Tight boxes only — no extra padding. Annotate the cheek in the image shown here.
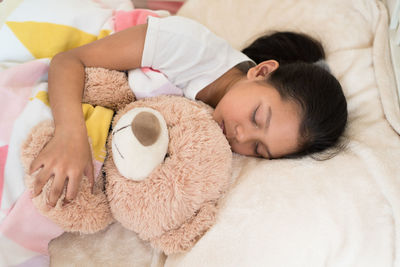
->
[230,142,253,156]
[213,103,224,121]
[216,101,242,123]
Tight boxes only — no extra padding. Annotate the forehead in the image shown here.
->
[268,107,301,158]
[237,80,282,101]
[253,83,302,158]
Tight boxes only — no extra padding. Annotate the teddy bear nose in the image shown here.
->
[131,111,161,146]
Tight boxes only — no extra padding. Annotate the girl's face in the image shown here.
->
[213,74,301,159]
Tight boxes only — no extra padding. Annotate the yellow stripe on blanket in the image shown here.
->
[82,104,114,162]
[32,91,50,106]
[32,91,114,162]
[6,21,111,59]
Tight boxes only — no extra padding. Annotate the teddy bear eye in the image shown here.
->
[112,124,130,136]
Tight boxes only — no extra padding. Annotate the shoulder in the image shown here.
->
[147,15,214,39]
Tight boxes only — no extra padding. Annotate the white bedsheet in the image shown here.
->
[161,0,400,266]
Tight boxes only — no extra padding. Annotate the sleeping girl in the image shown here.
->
[28,15,347,207]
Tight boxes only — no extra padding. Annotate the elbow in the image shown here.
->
[51,51,69,63]
[50,50,84,68]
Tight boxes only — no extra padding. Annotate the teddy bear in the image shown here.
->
[20,67,232,254]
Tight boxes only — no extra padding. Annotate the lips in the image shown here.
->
[220,121,234,147]
[220,120,226,135]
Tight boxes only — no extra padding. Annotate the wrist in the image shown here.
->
[54,120,87,138]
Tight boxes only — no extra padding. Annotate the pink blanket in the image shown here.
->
[0,59,60,266]
[0,9,170,267]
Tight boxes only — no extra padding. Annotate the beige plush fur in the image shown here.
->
[21,121,114,233]
[20,67,232,257]
[82,67,135,110]
[105,96,232,253]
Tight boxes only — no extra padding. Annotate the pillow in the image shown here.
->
[165,0,400,266]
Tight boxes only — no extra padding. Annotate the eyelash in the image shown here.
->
[252,106,259,156]
[252,107,258,126]
[254,142,259,156]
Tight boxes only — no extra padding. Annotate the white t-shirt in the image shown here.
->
[130,16,255,100]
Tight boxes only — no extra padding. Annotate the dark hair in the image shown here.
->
[242,32,348,159]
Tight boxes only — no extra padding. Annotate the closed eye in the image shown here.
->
[253,142,260,157]
[254,142,272,159]
[112,124,130,136]
[252,104,260,126]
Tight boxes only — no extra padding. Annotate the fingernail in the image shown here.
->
[46,199,55,208]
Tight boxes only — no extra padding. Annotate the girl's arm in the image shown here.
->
[30,24,148,207]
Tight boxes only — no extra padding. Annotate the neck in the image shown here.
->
[196,67,245,108]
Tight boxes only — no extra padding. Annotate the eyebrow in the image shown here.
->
[266,106,272,131]
[264,106,273,159]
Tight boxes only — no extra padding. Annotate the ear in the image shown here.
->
[247,60,279,81]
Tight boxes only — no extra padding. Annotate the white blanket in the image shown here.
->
[161,0,400,266]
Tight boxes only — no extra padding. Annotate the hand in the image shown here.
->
[29,127,94,207]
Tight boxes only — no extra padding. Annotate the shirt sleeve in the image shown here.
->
[141,16,254,100]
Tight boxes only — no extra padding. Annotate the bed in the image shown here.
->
[1,0,400,266]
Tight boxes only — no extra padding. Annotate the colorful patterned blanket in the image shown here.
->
[0,59,114,266]
[0,0,176,265]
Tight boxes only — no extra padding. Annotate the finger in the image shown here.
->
[84,162,95,194]
[62,197,71,207]
[47,175,66,207]
[65,172,82,201]
[32,167,52,197]
[29,156,44,175]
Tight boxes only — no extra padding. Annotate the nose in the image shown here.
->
[131,111,161,146]
[235,124,252,144]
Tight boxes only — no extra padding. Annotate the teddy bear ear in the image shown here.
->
[111,107,169,181]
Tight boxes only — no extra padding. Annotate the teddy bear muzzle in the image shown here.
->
[111,107,169,181]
